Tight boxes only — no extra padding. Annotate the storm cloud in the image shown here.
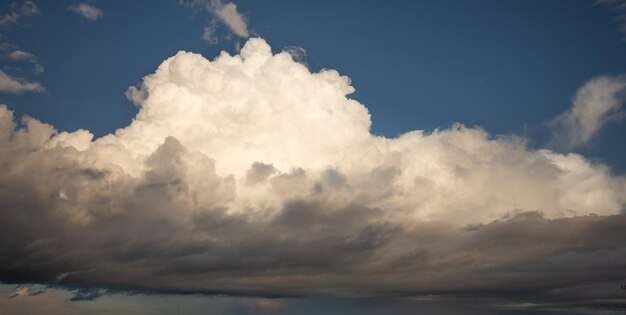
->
[1,38,626,312]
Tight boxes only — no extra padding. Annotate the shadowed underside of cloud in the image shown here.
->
[1,38,626,312]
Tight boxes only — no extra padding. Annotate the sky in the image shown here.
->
[1,0,626,314]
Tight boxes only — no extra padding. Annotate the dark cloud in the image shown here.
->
[2,142,626,312]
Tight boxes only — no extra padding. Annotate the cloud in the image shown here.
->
[8,50,37,62]
[597,0,626,38]
[1,38,626,312]
[183,0,249,43]
[68,288,110,301]
[548,76,626,150]
[210,0,249,37]
[283,46,307,64]
[0,0,40,26]
[0,4,44,76]
[202,19,219,44]
[0,69,44,93]
[68,3,103,21]
[6,49,44,73]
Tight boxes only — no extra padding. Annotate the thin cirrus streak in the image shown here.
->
[1,37,625,309]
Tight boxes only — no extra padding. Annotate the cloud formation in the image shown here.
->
[8,50,36,62]
[0,2,45,82]
[549,76,626,150]
[1,38,626,311]
[68,3,103,21]
[597,0,626,38]
[183,0,249,43]
[0,0,40,26]
[0,69,44,93]
[6,49,44,74]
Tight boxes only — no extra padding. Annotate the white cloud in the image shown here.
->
[1,38,626,307]
[202,19,219,44]
[8,50,37,63]
[68,3,103,21]
[183,0,249,43]
[549,76,626,150]
[0,4,44,76]
[0,0,40,26]
[0,69,44,93]
[0,48,44,74]
[2,37,624,225]
[5,49,43,73]
[210,0,249,38]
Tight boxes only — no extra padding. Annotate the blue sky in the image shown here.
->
[2,1,626,314]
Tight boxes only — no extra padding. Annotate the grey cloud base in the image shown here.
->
[2,158,626,310]
[1,38,626,312]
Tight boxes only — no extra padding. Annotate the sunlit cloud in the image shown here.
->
[0,0,40,26]
[1,38,625,311]
[0,69,44,93]
[549,76,626,150]
[68,3,103,21]
[182,0,249,43]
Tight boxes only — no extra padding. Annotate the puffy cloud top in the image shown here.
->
[1,38,626,308]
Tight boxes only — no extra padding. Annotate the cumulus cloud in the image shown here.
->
[1,38,626,311]
[549,76,626,150]
[68,3,103,21]
[0,69,44,93]
[0,0,40,26]
[183,0,249,43]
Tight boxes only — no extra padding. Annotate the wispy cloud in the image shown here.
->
[68,3,103,21]
[282,46,307,64]
[0,0,40,26]
[0,2,45,79]
[8,50,37,62]
[597,0,626,38]
[548,76,626,150]
[209,0,249,38]
[182,0,249,43]
[0,69,44,93]
[7,49,43,73]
